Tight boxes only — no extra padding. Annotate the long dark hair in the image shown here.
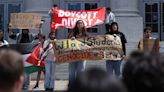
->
[72,20,87,38]
[110,22,119,33]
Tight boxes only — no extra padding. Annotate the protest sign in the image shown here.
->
[51,7,105,30]
[10,13,41,29]
[53,34,123,64]
[143,39,159,53]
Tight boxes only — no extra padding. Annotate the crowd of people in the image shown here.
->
[0,3,162,92]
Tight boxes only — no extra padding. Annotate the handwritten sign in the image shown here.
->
[138,38,159,53]
[53,35,123,64]
[10,13,41,29]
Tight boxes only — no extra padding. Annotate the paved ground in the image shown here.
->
[27,80,68,91]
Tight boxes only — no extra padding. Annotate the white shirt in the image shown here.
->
[41,39,56,61]
[105,12,116,25]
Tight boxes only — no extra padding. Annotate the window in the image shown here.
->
[85,3,98,33]
[145,3,158,32]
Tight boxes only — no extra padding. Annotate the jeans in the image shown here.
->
[22,73,30,90]
[106,60,121,78]
[120,60,126,79]
[44,60,55,89]
[68,61,86,86]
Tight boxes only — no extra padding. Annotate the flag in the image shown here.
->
[9,43,44,74]
[23,54,44,74]
[26,43,45,67]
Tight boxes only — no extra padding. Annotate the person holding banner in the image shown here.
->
[0,30,9,48]
[105,7,116,33]
[68,20,87,86]
[8,29,42,90]
[9,29,35,43]
[106,22,127,78]
[41,32,56,91]
[49,4,58,31]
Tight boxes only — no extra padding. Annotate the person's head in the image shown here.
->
[110,22,118,32]
[53,4,58,8]
[38,34,46,42]
[49,31,56,40]
[123,51,164,92]
[22,29,29,35]
[76,20,85,29]
[67,67,127,92]
[0,30,4,40]
[106,7,111,13]
[73,20,87,37]
[0,48,24,92]
[144,27,152,38]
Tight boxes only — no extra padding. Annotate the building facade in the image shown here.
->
[0,0,143,43]
[139,0,164,40]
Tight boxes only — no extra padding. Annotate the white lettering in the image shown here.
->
[87,12,92,19]
[81,12,87,19]
[65,11,71,17]
[58,10,65,17]
[71,12,76,17]
[62,18,68,26]
[88,19,93,26]
[75,12,81,18]
[93,12,98,19]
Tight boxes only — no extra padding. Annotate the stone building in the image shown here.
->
[0,0,143,43]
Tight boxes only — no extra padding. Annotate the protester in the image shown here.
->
[123,51,164,92]
[105,7,116,33]
[41,31,56,91]
[138,27,156,50]
[9,29,40,90]
[106,22,127,78]
[49,4,58,32]
[0,30,9,48]
[68,20,87,87]
[67,67,127,92]
[0,48,24,92]
[33,35,46,89]
[9,29,35,43]
[49,4,58,22]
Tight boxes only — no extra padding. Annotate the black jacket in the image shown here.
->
[106,31,127,55]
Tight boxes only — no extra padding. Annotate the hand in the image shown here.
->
[122,55,128,61]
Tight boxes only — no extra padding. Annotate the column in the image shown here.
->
[110,0,139,16]
[109,0,143,42]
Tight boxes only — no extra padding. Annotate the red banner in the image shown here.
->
[51,7,106,31]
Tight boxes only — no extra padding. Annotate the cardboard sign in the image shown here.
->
[51,7,105,30]
[10,13,42,29]
[53,34,123,64]
[138,38,159,53]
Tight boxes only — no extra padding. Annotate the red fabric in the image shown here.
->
[51,7,106,31]
[26,43,45,67]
